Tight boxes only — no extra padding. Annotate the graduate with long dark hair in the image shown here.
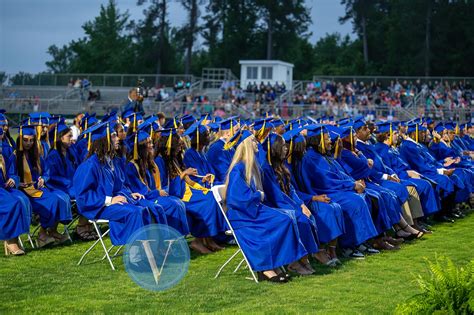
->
[224,130,307,282]
[293,125,378,258]
[285,129,345,265]
[124,123,190,236]
[0,113,15,162]
[74,122,168,246]
[156,128,226,254]
[0,127,32,256]
[9,124,72,247]
[261,133,333,272]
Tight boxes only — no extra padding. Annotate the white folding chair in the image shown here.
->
[210,185,258,283]
[77,219,122,270]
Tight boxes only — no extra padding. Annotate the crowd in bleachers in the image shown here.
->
[1,101,473,283]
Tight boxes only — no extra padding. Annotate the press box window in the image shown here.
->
[246,67,258,80]
[262,67,273,80]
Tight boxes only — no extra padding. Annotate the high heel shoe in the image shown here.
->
[257,271,288,283]
[4,242,25,256]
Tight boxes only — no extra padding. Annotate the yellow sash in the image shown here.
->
[172,161,210,202]
[21,155,43,198]
[131,160,163,191]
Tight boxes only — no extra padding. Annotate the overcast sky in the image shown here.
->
[0,0,354,73]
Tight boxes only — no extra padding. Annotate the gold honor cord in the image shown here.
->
[19,126,23,151]
[53,126,58,150]
[287,124,293,164]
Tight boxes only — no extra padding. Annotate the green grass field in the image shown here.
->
[1,213,473,314]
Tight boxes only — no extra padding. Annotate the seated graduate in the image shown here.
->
[284,128,345,266]
[337,124,423,246]
[29,112,52,158]
[271,118,286,135]
[251,118,275,166]
[74,121,168,246]
[0,127,32,256]
[45,120,98,241]
[292,124,378,259]
[0,113,16,162]
[156,127,226,254]
[73,113,99,163]
[224,130,307,283]
[374,122,440,231]
[261,132,337,271]
[206,118,238,183]
[459,123,474,151]
[183,121,219,186]
[9,124,72,247]
[429,122,473,169]
[124,121,189,236]
[450,123,474,160]
[399,122,470,220]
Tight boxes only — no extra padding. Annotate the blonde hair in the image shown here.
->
[223,135,262,202]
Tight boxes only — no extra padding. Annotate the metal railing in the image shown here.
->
[311,75,474,85]
[3,73,198,88]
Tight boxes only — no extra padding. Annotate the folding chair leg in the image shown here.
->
[93,223,116,271]
[77,238,102,266]
[18,237,24,250]
[27,234,35,249]
[233,259,245,273]
[112,245,123,258]
[214,249,241,279]
[101,244,115,261]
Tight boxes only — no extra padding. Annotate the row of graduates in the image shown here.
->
[1,110,473,283]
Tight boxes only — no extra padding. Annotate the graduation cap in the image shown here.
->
[282,127,305,164]
[80,113,99,130]
[139,116,160,138]
[29,112,51,125]
[253,118,274,131]
[122,109,143,132]
[0,113,7,126]
[183,121,208,148]
[48,115,65,125]
[15,124,37,151]
[325,125,344,142]
[306,124,329,154]
[159,128,179,156]
[81,121,117,152]
[261,133,284,165]
[406,122,427,143]
[125,130,150,160]
[49,121,70,150]
[224,130,253,150]
[199,114,212,124]
[271,118,285,127]
[219,118,238,135]
[102,110,120,123]
[434,122,456,133]
[180,114,196,125]
[213,116,223,123]
[352,117,366,130]
[207,123,220,133]
[0,109,6,114]
[375,121,399,145]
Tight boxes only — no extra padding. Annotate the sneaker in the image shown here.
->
[342,248,365,259]
[359,243,380,255]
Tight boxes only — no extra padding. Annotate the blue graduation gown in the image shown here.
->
[288,164,345,244]
[338,149,402,232]
[125,161,190,236]
[8,153,72,229]
[226,162,307,271]
[295,148,377,248]
[429,141,472,169]
[1,140,14,163]
[154,156,169,191]
[0,156,32,240]
[206,139,234,183]
[374,143,440,215]
[41,139,50,158]
[399,139,467,201]
[168,170,225,238]
[73,136,89,163]
[183,147,221,185]
[74,154,166,245]
[45,148,77,198]
[261,161,319,254]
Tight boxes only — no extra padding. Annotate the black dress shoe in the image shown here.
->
[257,272,288,283]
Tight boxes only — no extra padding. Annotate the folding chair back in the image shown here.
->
[211,185,258,283]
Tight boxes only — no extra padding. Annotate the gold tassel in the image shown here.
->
[173,118,177,129]
[230,120,234,137]
[350,128,354,151]
[133,115,137,132]
[258,120,266,141]
[53,125,58,150]
[224,133,242,150]
[196,126,199,149]
[166,133,172,156]
[87,134,92,151]
[389,123,393,146]
[19,126,23,151]
[320,126,326,154]
[415,124,419,143]
[267,138,271,165]
[334,138,339,158]
[106,123,111,152]
[133,132,138,160]
[288,138,293,164]
[455,123,460,136]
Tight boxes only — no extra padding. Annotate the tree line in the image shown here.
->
[45,0,474,80]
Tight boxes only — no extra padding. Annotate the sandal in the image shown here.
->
[76,225,99,241]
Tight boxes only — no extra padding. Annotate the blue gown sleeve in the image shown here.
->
[73,160,107,215]
[45,151,72,189]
